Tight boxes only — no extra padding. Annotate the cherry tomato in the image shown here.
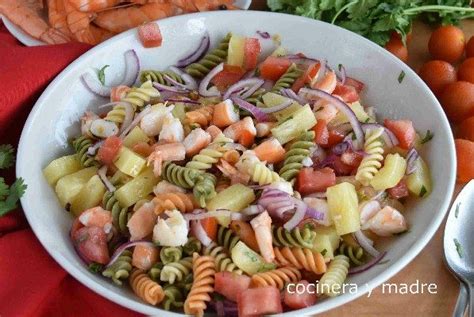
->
[440,81,474,123]
[458,58,474,84]
[418,60,456,97]
[458,116,474,142]
[466,36,474,58]
[455,139,474,183]
[428,25,465,63]
[385,37,408,62]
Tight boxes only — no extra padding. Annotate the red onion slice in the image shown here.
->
[106,240,155,268]
[199,63,224,97]
[284,200,306,230]
[299,87,364,149]
[256,30,270,39]
[231,96,270,122]
[362,123,399,148]
[406,148,419,175]
[153,82,188,93]
[169,66,198,90]
[280,88,307,105]
[191,219,213,246]
[349,251,387,274]
[223,78,264,100]
[119,105,152,138]
[260,100,293,114]
[118,102,134,134]
[175,32,210,68]
[354,230,380,258]
[305,205,325,220]
[241,204,265,216]
[164,98,200,105]
[81,72,112,97]
[98,166,116,193]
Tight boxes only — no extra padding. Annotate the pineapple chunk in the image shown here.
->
[313,226,340,260]
[406,157,432,198]
[271,104,317,144]
[227,35,245,67]
[326,182,360,236]
[262,92,302,122]
[55,167,97,208]
[122,126,149,148]
[114,147,146,177]
[115,167,159,207]
[207,184,255,227]
[70,175,106,217]
[43,155,81,186]
[370,153,407,191]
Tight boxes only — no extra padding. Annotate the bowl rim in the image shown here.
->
[16,10,456,316]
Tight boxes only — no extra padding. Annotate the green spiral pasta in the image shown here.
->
[318,255,350,297]
[140,70,184,85]
[104,102,135,125]
[245,87,266,105]
[175,272,194,294]
[355,127,385,186]
[204,243,243,274]
[148,262,164,281]
[272,225,316,249]
[271,63,303,93]
[162,162,200,189]
[193,173,217,208]
[279,131,315,182]
[72,136,98,168]
[160,246,183,264]
[185,134,233,171]
[162,284,185,311]
[183,237,202,256]
[102,250,132,285]
[103,191,129,236]
[160,257,193,284]
[338,242,365,266]
[185,33,232,78]
[217,225,240,252]
[121,80,160,110]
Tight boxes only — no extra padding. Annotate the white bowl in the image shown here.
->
[1,0,252,46]
[17,11,456,316]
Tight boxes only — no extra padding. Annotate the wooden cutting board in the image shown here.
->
[249,1,473,315]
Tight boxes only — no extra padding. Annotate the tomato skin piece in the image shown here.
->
[138,22,162,48]
[215,272,251,302]
[340,150,363,168]
[97,136,122,165]
[283,280,317,309]
[333,83,359,103]
[259,57,292,81]
[384,119,416,150]
[296,167,336,195]
[238,286,282,317]
[243,38,261,70]
[312,120,329,146]
[345,77,365,93]
[388,180,409,199]
[73,226,110,264]
[211,65,245,91]
[199,217,218,241]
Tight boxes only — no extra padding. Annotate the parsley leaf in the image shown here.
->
[0,144,15,169]
[0,178,27,217]
[454,238,463,258]
[98,65,109,86]
[88,262,104,273]
[419,185,427,197]
[398,70,406,83]
[421,130,434,144]
[455,203,461,218]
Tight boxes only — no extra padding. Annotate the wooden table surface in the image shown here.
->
[249,1,473,316]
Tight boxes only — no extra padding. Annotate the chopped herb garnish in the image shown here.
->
[398,71,405,83]
[321,249,327,256]
[352,133,357,141]
[419,185,427,198]
[338,63,343,71]
[420,130,434,144]
[98,65,109,85]
[454,238,463,258]
[455,203,461,218]
[88,262,104,273]
[365,118,371,123]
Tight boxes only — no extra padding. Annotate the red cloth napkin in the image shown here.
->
[0,23,141,317]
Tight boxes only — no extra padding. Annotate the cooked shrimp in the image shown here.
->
[94,3,181,34]
[47,0,73,37]
[153,210,189,247]
[253,138,285,164]
[312,70,337,94]
[206,125,223,141]
[182,128,212,157]
[364,206,407,236]
[0,0,70,44]
[81,111,100,137]
[212,99,240,128]
[78,206,113,233]
[140,105,174,137]
[359,200,382,227]
[147,142,186,176]
[159,114,185,143]
[68,0,123,12]
[127,201,157,241]
[250,211,274,263]
[153,180,186,195]
[132,244,159,270]
[217,159,250,185]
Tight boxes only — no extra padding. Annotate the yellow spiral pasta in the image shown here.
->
[355,127,385,186]
[153,192,196,214]
[129,269,165,305]
[104,102,135,124]
[185,105,214,128]
[250,267,301,290]
[274,247,327,275]
[186,134,233,171]
[204,243,242,275]
[318,255,350,297]
[122,80,160,110]
[184,253,216,317]
[250,161,281,186]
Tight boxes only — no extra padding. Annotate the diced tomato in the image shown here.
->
[97,136,122,165]
[138,22,162,48]
[312,120,329,146]
[384,119,416,150]
[200,217,218,241]
[259,56,292,81]
[327,130,346,148]
[331,156,354,176]
[243,38,261,71]
[283,280,317,309]
[215,272,251,302]
[72,226,110,264]
[238,286,282,317]
[388,180,409,199]
[340,150,364,168]
[296,167,336,195]
[211,65,245,91]
[345,77,365,93]
[333,83,360,103]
